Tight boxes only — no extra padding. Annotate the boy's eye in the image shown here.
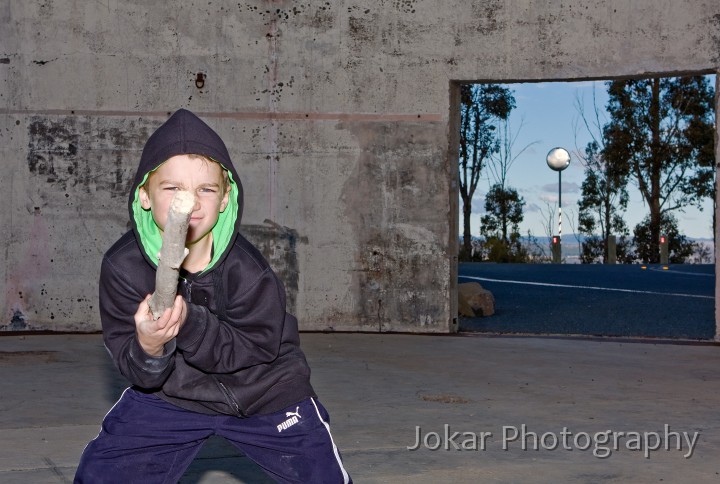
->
[199,188,217,193]
[164,187,179,191]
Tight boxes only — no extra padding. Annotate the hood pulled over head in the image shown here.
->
[129,109,244,272]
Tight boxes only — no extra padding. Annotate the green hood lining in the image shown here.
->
[132,160,239,275]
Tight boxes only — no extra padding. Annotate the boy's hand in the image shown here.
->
[135,294,187,357]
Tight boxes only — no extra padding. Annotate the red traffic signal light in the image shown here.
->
[659,234,669,265]
[552,236,559,244]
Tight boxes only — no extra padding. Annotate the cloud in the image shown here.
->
[539,194,558,204]
[540,182,580,193]
[563,182,580,193]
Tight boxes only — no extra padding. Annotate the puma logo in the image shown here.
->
[285,407,301,419]
[277,407,302,432]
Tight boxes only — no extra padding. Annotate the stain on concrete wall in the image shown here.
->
[27,116,149,198]
[242,221,308,315]
[2,115,156,331]
[339,121,450,331]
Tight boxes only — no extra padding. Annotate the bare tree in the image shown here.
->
[522,229,549,262]
[541,200,557,251]
[573,86,630,264]
[486,118,540,190]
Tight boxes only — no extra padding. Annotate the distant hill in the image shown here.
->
[459,234,714,264]
[461,234,713,243]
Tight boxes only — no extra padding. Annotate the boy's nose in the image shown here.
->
[192,196,201,211]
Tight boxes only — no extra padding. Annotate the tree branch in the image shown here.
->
[148,190,195,319]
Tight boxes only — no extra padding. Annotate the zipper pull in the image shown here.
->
[181,278,192,302]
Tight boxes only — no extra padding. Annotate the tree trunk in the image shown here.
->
[648,78,662,264]
[649,202,662,263]
[500,197,508,244]
[462,196,472,257]
[149,190,195,319]
[603,198,611,264]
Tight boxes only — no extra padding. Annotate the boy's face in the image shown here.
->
[139,154,230,245]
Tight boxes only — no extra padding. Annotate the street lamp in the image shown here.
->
[546,147,571,263]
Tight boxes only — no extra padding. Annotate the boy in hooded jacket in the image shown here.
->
[75,109,351,484]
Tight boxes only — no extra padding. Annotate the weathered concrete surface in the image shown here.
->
[1,1,719,332]
[1,333,720,482]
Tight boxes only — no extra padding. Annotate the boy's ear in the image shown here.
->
[220,185,230,212]
[139,185,152,210]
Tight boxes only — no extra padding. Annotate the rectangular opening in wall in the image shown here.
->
[456,74,716,339]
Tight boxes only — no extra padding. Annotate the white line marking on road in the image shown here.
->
[460,276,714,299]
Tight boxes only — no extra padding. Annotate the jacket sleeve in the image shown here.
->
[100,256,176,389]
[174,267,287,373]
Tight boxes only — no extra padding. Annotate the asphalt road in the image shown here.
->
[459,263,715,340]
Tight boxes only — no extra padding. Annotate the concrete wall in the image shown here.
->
[1,0,718,333]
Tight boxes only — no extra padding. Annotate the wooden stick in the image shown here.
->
[148,190,195,319]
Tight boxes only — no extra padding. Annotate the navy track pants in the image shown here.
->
[75,388,351,483]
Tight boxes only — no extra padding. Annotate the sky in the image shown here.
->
[464,78,716,241]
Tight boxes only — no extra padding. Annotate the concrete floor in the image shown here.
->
[1,332,719,483]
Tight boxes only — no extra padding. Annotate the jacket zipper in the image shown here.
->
[216,379,244,417]
[181,275,241,417]
[181,278,192,302]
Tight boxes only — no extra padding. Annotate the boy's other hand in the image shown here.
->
[135,294,187,357]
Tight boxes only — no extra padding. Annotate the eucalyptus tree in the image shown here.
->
[458,84,515,257]
[633,214,695,264]
[577,140,631,263]
[480,186,527,262]
[602,76,715,263]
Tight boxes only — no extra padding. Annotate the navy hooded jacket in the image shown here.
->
[99,109,315,416]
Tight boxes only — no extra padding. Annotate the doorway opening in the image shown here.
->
[453,74,717,339]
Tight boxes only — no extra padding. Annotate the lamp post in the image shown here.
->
[546,147,571,263]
